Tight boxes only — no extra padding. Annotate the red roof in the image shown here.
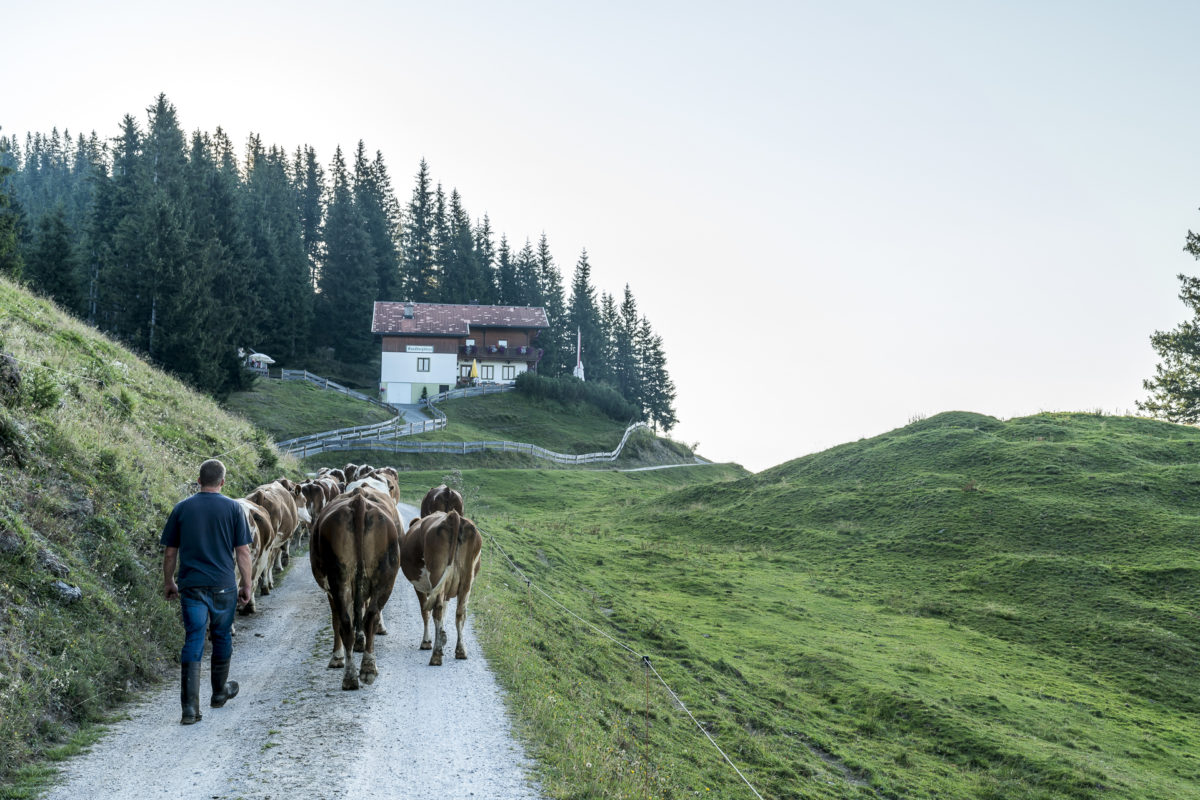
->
[372,302,549,336]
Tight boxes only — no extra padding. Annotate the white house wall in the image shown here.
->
[381,351,456,403]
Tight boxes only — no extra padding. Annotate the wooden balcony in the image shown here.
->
[459,345,541,360]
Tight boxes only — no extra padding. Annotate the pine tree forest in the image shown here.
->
[0,96,677,430]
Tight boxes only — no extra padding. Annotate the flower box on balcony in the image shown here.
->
[487,345,498,354]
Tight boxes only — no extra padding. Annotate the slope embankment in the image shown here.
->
[0,277,288,786]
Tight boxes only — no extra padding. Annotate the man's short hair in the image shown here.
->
[198,459,226,488]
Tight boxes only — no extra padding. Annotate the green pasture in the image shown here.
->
[392,412,1200,799]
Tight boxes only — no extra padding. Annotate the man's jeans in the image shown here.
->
[179,586,236,663]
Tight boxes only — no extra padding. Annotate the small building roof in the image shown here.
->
[372,302,550,336]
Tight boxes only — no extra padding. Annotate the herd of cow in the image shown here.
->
[233,465,482,691]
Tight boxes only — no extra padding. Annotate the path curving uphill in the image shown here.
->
[41,503,543,800]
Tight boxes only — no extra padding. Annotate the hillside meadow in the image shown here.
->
[391,412,1200,799]
[4,270,1199,799]
[0,277,292,790]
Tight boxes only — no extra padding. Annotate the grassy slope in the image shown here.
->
[389,411,1200,800]
[223,378,394,441]
[0,278,296,790]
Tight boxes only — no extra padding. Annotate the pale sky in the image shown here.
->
[5,1,1199,472]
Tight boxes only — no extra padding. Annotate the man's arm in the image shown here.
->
[235,544,253,607]
[162,547,179,601]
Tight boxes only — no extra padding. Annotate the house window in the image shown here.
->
[502,365,516,380]
[498,339,508,348]
[417,357,430,372]
[465,339,475,347]
[481,365,494,380]
[460,364,471,378]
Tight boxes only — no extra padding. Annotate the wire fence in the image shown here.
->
[273,373,647,464]
[281,420,649,461]
[279,368,400,413]
[479,525,767,800]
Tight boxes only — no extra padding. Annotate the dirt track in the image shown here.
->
[41,503,543,800]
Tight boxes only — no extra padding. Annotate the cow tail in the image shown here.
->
[422,511,462,612]
[352,494,366,638]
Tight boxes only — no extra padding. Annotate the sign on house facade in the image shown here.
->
[371,301,550,404]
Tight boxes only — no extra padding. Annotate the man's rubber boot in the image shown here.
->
[180,662,203,725]
[210,658,239,708]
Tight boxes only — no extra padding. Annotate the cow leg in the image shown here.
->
[413,588,432,649]
[338,607,359,690]
[455,590,472,660]
[353,601,367,653]
[429,595,448,667]
[360,606,380,685]
[374,608,388,636]
[325,595,346,669]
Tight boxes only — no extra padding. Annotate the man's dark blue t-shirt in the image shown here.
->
[160,492,253,589]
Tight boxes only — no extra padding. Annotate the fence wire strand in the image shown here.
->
[480,527,767,800]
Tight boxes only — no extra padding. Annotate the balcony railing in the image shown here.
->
[458,344,539,358]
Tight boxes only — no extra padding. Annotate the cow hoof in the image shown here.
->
[342,675,360,691]
[455,649,467,660]
[328,656,344,669]
[238,604,255,616]
[260,585,270,596]
[375,622,388,635]
[353,634,366,653]
[429,652,443,667]
[419,641,432,651]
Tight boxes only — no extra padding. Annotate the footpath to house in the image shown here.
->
[271,370,709,469]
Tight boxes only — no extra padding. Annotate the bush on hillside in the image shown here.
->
[515,372,640,422]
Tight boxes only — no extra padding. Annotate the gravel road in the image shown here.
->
[41,502,544,800]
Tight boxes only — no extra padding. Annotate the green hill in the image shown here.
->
[0,277,292,786]
[393,412,1200,799]
[223,378,394,441]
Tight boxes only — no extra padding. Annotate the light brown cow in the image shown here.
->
[400,510,482,666]
[310,487,401,690]
[318,467,347,487]
[234,497,274,614]
[245,482,304,595]
[420,484,464,517]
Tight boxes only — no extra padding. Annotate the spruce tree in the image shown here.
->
[294,145,325,288]
[0,131,24,279]
[596,291,619,385]
[473,214,498,304]
[26,204,82,310]
[317,146,377,362]
[442,189,485,303]
[566,249,602,380]
[495,234,517,305]
[353,142,402,301]
[535,233,567,376]
[401,159,435,301]
[246,140,312,363]
[514,238,539,307]
[638,317,677,431]
[615,284,642,408]
[431,183,450,301]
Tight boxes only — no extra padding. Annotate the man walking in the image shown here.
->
[161,458,254,725]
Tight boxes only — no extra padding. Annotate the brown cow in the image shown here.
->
[420,484,464,517]
[245,482,303,594]
[318,467,347,487]
[310,487,401,690]
[400,510,482,666]
[234,497,274,614]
